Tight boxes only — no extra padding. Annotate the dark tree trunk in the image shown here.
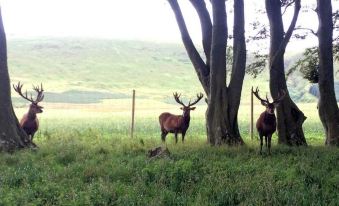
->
[168,0,245,145]
[317,0,339,146]
[0,9,32,152]
[265,0,307,146]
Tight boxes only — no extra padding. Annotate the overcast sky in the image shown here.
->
[0,0,321,50]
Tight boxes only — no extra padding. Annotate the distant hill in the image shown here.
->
[7,38,324,104]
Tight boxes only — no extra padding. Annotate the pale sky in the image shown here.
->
[0,0,201,42]
[0,0,321,50]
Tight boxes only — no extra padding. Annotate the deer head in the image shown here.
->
[173,92,203,117]
[13,82,44,114]
[252,87,286,115]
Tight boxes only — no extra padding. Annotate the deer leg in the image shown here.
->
[27,134,33,142]
[268,135,272,155]
[161,130,168,142]
[182,131,186,143]
[174,132,178,144]
[31,132,36,141]
[259,134,263,155]
[264,136,268,150]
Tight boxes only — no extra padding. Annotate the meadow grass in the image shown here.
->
[1,103,338,205]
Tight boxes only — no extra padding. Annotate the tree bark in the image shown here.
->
[0,9,32,152]
[228,0,246,144]
[317,0,339,146]
[168,0,245,145]
[265,0,307,146]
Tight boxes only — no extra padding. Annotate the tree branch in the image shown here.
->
[189,0,212,69]
[229,0,246,105]
[294,27,318,36]
[271,0,301,65]
[167,0,209,92]
[230,0,246,89]
[210,0,227,89]
[282,0,295,16]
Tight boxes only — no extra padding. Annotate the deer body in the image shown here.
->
[13,82,44,141]
[159,112,190,143]
[256,112,276,137]
[20,111,39,139]
[159,93,203,143]
[253,87,285,155]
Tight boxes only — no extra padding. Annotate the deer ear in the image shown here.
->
[190,107,196,110]
[261,101,267,106]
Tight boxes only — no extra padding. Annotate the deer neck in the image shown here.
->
[264,111,275,122]
[182,112,190,124]
[27,108,37,120]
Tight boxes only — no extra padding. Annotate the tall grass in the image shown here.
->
[1,104,338,205]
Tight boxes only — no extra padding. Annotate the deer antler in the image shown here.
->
[272,90,286,104]
[188,93,204,107]
[173,92,186,107]
[252,87,269,105]
[13,82,44,104]
[13,82,35,103]
[32,83,44,103]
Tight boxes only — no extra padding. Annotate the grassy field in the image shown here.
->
[1,38,338,205]
[1,102,338,205]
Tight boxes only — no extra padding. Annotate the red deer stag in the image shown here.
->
[13,82,44,141]
[159,92,203,143]
[252,87,286,155]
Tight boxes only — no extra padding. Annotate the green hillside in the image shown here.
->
[7,38,317,104]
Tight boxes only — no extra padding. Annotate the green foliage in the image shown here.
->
[287,47,319,83]
[246,52,268,78]
[288,44,339,84]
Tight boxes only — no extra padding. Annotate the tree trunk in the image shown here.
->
[168,0,245,145]
[265,0,307,146]
[317,0,339,146]
[227,0,246,145]
[0,9,32,152]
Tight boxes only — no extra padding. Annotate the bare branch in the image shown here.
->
[248,26,270,41]
[294,27,318,36]
[189,0,212,69]
[168,0,209,93]
[282,0,295,16]
[271,0,301,65]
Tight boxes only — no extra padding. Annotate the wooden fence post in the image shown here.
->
[250,87,254,140]
[131,90,135,138]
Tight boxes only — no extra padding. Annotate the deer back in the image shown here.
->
[159,112,184,131]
